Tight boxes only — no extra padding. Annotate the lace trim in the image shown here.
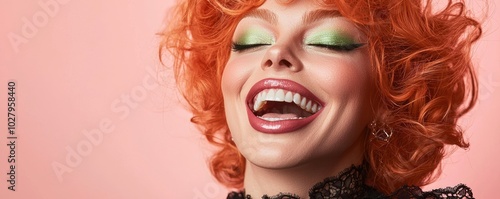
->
[226,164,474,199]
[308,164,366,198]
[388,184,474,199]
[227,164,367,199]
[226,191,300,199]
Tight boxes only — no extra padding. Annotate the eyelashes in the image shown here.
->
[231,42,364,52]
[231,28,274,52]
[304,31,364,52]
[231,43,270,52]
[231,30,364,53]
[307,43,365,51]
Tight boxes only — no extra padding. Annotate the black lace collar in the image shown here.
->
[226,164,474,199]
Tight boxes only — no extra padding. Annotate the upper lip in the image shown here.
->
[246,78,324,112]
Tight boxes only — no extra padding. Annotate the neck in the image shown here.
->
[243,138,365,198]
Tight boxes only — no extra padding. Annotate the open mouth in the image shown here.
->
[245,78,324,134]
[249,89,322,121]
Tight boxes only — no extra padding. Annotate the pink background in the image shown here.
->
[1,0,499,198]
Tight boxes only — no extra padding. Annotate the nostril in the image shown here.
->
[263,60,273,67]
[279,59,292,67]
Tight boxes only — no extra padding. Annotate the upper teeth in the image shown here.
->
[252,89,322,114]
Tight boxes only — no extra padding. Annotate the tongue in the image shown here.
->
[261,113,300,120]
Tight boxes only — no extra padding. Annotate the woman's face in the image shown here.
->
[221,0,375,169]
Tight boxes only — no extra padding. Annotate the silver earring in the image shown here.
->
[369,120,393,142]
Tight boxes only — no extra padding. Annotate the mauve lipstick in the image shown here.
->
[246,78,324,134]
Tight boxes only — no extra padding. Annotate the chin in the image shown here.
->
[232,124,333,170]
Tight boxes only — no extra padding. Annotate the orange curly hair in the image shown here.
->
[159,0,482,194]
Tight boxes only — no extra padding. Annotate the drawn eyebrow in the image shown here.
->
[302,9,342,24]
[242,9,277,25]
[241,8,342,26]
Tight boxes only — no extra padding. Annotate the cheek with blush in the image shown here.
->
[221,56,257,137]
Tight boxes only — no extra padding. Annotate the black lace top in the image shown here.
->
[226,165,473,199]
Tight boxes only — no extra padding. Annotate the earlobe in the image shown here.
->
[369,120,393,142]
[368,103,393,142]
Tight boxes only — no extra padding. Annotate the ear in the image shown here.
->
[368,86,386,124]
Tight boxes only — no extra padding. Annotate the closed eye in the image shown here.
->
[231,43,270,52]
[308,43,365,52]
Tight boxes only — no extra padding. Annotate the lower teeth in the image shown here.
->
[257,116,305,121]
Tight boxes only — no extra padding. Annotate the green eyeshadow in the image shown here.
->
[305,30,356,46]
[235,29,274,45]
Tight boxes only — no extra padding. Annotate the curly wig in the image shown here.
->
[159,0,482,194]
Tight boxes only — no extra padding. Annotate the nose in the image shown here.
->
[261,44,303,72]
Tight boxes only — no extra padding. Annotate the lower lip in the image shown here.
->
[246,107,322,134]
